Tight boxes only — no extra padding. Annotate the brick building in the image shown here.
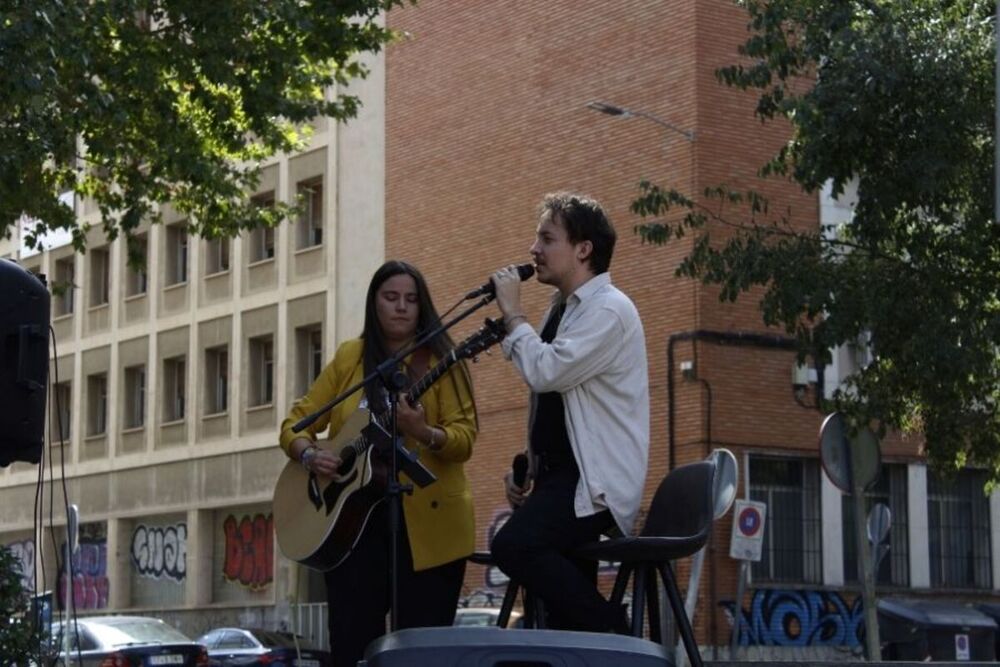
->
[384,0,1000,658]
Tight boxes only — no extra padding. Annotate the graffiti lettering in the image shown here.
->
[7,539,35,592]
[131,523,187,582]
[222,514,273,590]
[723,589,863,647]
[58,539,109,610]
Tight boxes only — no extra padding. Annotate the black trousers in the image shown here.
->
[490,466,622,632]
[323,501,466,667]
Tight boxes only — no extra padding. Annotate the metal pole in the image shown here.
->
[730,561,747,659]
[729,453,752,659]
[851,452,881,660]
[63,504,79,660]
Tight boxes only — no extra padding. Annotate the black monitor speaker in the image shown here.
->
[0,258,49,467]
[360,627,671,666]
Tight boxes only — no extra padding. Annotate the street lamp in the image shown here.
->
[586,101,695,142]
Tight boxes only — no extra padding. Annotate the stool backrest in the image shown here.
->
[640,460,717,546]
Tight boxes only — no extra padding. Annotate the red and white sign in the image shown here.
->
[729,500,767,562]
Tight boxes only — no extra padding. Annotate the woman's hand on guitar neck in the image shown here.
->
[395,393,432,443]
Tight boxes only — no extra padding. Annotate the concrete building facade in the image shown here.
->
[0,53,386,644]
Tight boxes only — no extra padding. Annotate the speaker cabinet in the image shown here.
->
[361,627,671,666]
[0,259,49,467]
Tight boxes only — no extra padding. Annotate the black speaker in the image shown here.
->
[0,258,49,467]
[360,627,671,666]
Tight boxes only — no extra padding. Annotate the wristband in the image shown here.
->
[300,445,319,470]
[426,427,442,451]
[504,313,527,330]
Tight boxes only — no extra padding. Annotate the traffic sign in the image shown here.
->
[729,499,766,561]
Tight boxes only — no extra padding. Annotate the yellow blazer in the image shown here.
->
[279,338,477,571]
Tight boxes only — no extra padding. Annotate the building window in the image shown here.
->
[163,356,186,422]
[205,346,229,414]
[296,178,323,249]
[89,248,110,306]
[928,469,992,589]
[54,257,75,316]
[123,365,146,429]
[205,237,230,275]
[54,381,72,442]
[249,336,274,407]
[843,463,909,587]
[248,193,276,262]
[86,373,108,436]
[166,225,188,285]
[295,325,324,397]
[750,456,822,584]
[125,235,148,296]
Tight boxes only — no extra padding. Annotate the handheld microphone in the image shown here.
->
[511,452,529,489]
[465,264,535,300]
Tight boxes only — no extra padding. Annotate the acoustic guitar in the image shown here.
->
[273,318,505,571]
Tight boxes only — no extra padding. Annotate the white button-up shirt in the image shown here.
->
[502,272,650,535]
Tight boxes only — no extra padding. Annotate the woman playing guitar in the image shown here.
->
[279,260,478,667]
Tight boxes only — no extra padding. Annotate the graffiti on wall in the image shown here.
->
[58,537,109,610]
[222,513,273,590]
[7,539,35,592]
[723,589,863,647]
[131,523,187,582]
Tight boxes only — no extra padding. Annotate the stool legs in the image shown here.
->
[659,560,702,667]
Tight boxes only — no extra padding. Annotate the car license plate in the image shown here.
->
[295,660,320,667]
[148,656,184,665]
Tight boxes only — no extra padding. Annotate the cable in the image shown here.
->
[48,325,81,666]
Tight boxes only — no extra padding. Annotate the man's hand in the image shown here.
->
[491,265,526,325]
[504,468,532,509]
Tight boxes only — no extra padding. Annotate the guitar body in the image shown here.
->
[273,408,388,571]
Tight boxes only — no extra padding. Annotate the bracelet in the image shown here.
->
[504,313,527,330]
[300,445,318,470]
[426,427,442,451]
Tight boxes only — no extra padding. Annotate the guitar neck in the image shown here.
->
[406,349,458,404]
[363,350,459,440]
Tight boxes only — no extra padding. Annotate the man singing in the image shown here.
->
[490,192,650,632]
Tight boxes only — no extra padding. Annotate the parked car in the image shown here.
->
[48,615,209,666]
[453,607,523,629]
[196,627,331,667]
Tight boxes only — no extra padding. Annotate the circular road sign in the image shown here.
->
[738,505,763,537]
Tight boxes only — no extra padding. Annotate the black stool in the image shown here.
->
[574,459,718,667]
[466,551,545,628]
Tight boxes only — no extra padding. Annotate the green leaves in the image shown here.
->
[635,0,1000,477]
[1,0,406,252]
[0,546,44,665]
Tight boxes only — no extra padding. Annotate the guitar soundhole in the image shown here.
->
[337,447,357,477]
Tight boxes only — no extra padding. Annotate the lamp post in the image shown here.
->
[586,101,695,142]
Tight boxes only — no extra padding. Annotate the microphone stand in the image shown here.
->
[291,292,495,632]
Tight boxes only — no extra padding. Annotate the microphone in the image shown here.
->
[511,453,529,489]
[465,264,535,300]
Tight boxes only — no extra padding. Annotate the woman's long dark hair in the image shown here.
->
[361,260,475,419]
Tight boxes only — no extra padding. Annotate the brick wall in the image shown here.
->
[385,0,920,646]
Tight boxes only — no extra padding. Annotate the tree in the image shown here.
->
[0,546,43,666]
[1,1,405,255]
[633,0,1000,474]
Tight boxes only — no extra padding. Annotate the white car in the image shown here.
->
[47,615,209,666]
